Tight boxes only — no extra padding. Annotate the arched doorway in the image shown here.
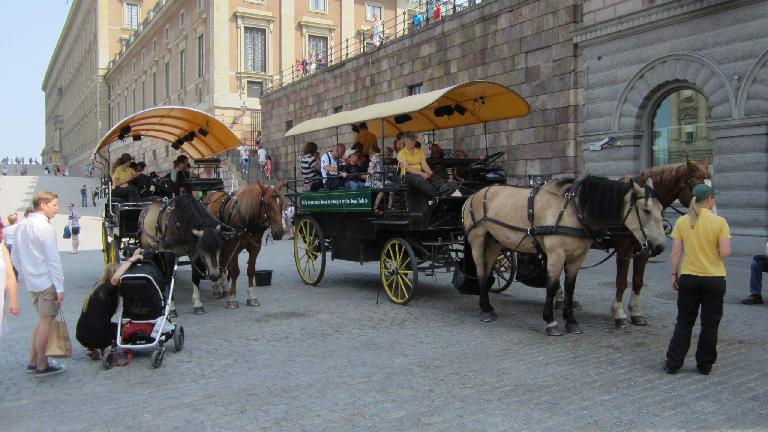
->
[650,88,714,170]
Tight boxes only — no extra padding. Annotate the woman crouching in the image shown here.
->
[76,249,143,358]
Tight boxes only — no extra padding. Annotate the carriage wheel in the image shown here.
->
[380,238,418,305]
[293,217,326,285]
[490,249,516,293]
[108,237,120,264]
[173,326,185,353]
[101,225,111,264]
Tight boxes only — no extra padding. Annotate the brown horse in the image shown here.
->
[607,159,711,327]
[202,181,286,309]
[463,176,667,336]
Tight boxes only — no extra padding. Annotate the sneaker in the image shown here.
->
[741,294,763,305]
[26,359,59,373]
[34,363,66,377]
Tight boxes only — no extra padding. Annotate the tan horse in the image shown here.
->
[202,181,286,309]
[463,176,666,336]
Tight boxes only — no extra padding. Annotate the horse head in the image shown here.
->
[258,180,286,241]
[191,224,223,279]
[674,158,711,207]
[622,178,666,257]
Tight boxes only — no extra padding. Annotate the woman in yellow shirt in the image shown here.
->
[111,153,141,202]
[396,132,447,198]
[665,184,731,375]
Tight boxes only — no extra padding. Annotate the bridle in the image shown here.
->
[621,182,654,256]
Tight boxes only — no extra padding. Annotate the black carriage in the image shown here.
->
[92,107,241,264]
[286,81,530,304]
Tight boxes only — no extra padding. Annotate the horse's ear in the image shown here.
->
[701,156,710,170]
[192,229,203,238]
[275,180,285,191]
[686,158,696,169]
[256,181,264,189]
[644,177,654,189]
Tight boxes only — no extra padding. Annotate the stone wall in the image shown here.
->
[575,0,768,254]
[261,0,583,185]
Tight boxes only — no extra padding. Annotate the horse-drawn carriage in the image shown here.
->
[285,81,531,305]
[92,107,238,265]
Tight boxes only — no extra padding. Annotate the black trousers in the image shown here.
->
[404,173,446,198]
[112,186,141,202]
[666,275,726,370]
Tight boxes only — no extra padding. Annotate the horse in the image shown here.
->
[462,175,667,336]
[202,181,286,309]
[139,194,225,315]
[606,159,711,327]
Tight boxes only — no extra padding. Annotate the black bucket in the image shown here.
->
[254,270,273,286]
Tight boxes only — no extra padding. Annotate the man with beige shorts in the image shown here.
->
[11,191,66,377]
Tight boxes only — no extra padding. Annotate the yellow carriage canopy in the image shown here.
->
[285,81,530,138]
[92,106,241,160]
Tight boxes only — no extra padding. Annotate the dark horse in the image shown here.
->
[463,176,667,335]
[606,159,711,327]
[139,194,225,315]
[202,181,286,309]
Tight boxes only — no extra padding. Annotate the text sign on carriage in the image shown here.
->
[300,190,372,212]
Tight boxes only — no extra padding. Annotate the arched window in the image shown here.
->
[651,88,713,169]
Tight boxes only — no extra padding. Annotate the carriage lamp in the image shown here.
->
[184,131,197,142]
[434,105,454,117]
[132,134,142,141]
[394,114,412,124]
[197,128,209,137]
[453,104,467,116]
[172,138,184,150]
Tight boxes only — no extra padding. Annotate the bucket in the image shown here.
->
[254,270,273,286]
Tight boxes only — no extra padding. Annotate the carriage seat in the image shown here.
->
[186,178,224,192]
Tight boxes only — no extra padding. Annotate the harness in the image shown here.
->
[465,181,653,258]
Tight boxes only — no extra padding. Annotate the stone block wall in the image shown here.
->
[261,0,583,185]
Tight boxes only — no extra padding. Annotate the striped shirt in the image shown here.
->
[300,155,320,182]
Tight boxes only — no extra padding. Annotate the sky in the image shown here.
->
[0,1,71,161]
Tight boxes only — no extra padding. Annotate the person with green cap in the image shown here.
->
[664,183,731,375]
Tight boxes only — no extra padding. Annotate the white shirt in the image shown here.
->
[320,152,337,179]
[3,224,17,246]
[239,146,249,159]
[11,213,64,293]
[258,148,267,163]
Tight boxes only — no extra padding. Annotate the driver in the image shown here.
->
[396,132,448,198]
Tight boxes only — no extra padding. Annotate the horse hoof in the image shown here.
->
[545,325,563,336]
[246,299,260,307]
[226,301,239,309]
[554,300,563,310]
[480,311,497,322]
[193,307,206,315]
[573,301,583,310]
[630,316,648,326]
[169,310,178,318]
[566,322,583,334]
[614,318,629,328]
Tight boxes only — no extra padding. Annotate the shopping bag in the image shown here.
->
[63,225,71,239]
[45,312,72,358]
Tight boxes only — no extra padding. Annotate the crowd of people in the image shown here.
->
[2,156,39,165]
[294,54,329,77]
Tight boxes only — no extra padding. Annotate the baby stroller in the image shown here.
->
[102,250,184,369]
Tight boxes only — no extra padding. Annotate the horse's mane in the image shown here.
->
[559,176,631,230]
[235,185,264,230]
[173,194,220,234]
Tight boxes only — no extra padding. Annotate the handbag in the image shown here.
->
[63,225,71,239]
[46,311,72,358]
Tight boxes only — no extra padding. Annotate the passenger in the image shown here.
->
[171,155,191,193]
[300,142,322,192]
[341,150,366,190]
[429,143,449,179]
[320,144,345,190]
[354,122,378,156]
[351,141,370,169]
[131,161,152,197]
[111,153,141,202]
[76,249,143,359]
[453,149,469,181]
[365,145,388,214]
[396,132,448,198]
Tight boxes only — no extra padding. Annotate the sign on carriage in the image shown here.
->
[300,190,372,212]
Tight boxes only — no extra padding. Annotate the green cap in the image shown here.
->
[692,184,716,201]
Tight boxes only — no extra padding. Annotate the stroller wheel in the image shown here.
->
[102,347,115,370]
[173,326,185,352]
[151,349,165,369]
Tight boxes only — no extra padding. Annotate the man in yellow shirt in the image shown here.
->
[396,132,447,199]
[355,122,378,156]
[665,184,731,375]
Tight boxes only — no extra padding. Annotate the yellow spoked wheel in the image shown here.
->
[380,238,418,305]
[490,249,515,293]
[293,217,326,285]
[101,224,119,264]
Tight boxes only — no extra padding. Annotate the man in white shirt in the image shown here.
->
[239,144,250,174]
[257,144,267,175]
[11,191,66,377]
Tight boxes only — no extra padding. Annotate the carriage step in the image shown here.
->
[177,259,191,266]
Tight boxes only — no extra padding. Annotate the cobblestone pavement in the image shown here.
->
[1,178,766,431]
